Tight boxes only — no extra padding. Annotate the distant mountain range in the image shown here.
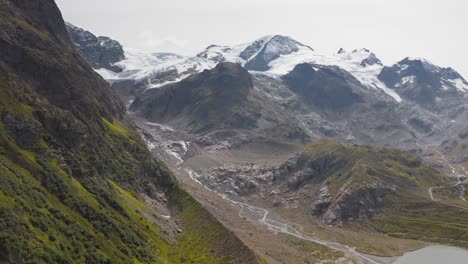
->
[66,23,468,152]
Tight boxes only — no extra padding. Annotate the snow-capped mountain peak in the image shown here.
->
[66,24,467,104]
[196,35,313,71]
[244,35,314,71]
[378,57,468,105]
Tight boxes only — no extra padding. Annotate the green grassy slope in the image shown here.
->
[0,1,259,263]
[302,140,445,195]
[303,140,468,249]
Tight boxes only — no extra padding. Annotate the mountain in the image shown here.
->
[283,63,364,110]
[131,62,254,130]
[0,1,261,263]
[195,35,314,71]
[242,35,313,71]
[66,22,125,72]
[130,62,310,144]
[379,57,468,106]
[126,42,468,150]
[62,23,467,153]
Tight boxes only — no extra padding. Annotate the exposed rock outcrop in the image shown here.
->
[66,22,125,72]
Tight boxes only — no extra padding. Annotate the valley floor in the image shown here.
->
[129,114,468,264]
[132,116,468,263]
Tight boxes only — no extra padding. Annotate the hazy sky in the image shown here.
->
[56,0,468,77]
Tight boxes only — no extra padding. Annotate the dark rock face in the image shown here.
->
[239,39,267,61]
[66,22,124,72]
[360,53,383,67]
[245,35,313,71]
[378,58,467,106]
[337,48,346,54]
[283,63,363,110]
[130,62,255,132]
[312,183,333,215]
[321,183,388,225]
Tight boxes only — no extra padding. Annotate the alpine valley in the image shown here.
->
[0,0,467,263]
[62,21,468,263]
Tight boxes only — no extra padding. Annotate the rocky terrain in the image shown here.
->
[194,140,448,226]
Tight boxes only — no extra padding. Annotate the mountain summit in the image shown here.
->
[379,57,468,106]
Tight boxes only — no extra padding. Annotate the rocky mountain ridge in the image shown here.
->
[66,22,125,72]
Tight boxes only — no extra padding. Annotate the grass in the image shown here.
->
[9,17,50,40]
[168,187,230,263]
[301,139,445,195]
[286,236,347,263]
[370,196,468,249]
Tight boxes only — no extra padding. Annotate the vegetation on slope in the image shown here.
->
[302,140,445,196]
[0,0,259,263]
[302,140,468,248]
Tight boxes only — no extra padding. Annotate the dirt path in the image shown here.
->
[427,150,468,209]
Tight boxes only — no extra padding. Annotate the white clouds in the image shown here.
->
[136,30,191,55]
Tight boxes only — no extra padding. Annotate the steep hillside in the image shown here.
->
[0,1,260,263]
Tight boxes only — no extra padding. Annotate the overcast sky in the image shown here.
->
[56,0,468,77]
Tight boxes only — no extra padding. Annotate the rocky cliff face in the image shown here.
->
[66,22,125,72]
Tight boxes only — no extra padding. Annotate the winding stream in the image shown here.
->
[184,167,383,263]
[230,200,382,264]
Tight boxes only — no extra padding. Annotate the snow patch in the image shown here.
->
[401,76,416,85]
[448,78,468,92]
[145,122,175,132]
[399,64,409,71]
[266,47,402,102]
